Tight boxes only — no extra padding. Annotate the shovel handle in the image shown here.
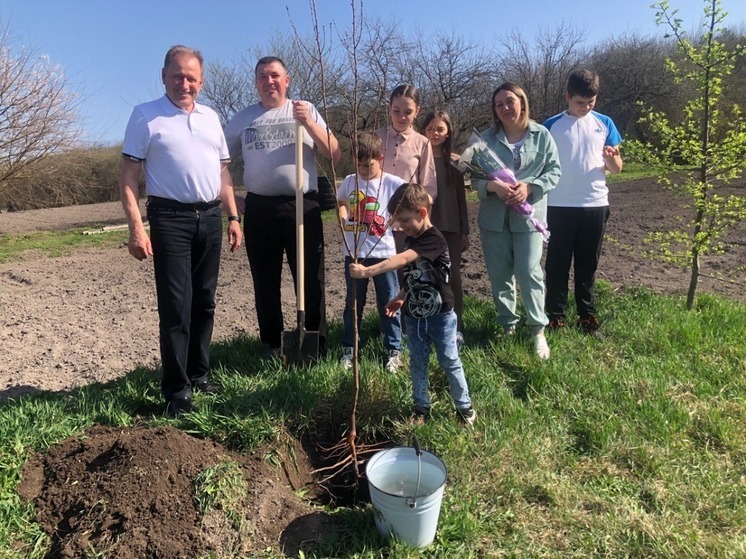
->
[295,121,304,314]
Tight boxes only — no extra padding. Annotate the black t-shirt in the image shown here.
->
[402,227,454,318]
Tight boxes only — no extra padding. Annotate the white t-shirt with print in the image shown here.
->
[337,172,403,259]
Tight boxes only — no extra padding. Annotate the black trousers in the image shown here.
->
[244,192,326,349]
[147,202,222,401]
[545,206,610,320]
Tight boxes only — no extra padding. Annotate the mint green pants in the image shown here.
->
[480,227,548,334]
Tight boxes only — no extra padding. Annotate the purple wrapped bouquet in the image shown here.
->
[456,129,550,241]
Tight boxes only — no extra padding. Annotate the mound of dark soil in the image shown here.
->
[16,425,325,558]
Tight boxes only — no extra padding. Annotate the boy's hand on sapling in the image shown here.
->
[349,262,367,279]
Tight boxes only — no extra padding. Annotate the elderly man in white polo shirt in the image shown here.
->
[119,45,242,417]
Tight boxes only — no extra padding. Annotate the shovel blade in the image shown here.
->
[281,329,320,367]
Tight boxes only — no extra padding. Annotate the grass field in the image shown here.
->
[1,282,744,558]
[0,226,129,263]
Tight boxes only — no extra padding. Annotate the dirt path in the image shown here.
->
[1,178,744,400]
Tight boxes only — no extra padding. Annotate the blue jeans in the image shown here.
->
[405,311,472,411]
[342,256,401,351]
[147,203,222,401]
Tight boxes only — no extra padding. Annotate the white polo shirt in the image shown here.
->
[122,95,229,203]
[544,110,622,208]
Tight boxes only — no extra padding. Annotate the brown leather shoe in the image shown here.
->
[579,316,603,339]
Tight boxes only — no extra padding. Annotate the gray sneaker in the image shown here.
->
[458,406,476,427]
[385,349,402,373]
[341,347,353,370]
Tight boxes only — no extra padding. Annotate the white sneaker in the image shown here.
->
[341,347,353,369]
[504,325,516,336]
[385,349,402,373]
[533,333,550,360]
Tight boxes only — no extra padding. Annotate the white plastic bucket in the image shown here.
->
[365,446,447,548]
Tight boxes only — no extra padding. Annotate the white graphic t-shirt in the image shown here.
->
[224,99,327,196]
[337,172,403,259]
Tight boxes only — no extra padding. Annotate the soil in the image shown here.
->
[16,424,329,558]
[3,177,745,557]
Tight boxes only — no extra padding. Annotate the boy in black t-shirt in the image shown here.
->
[350,183,475,426]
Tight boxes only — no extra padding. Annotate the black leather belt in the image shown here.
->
[147,196,222,211]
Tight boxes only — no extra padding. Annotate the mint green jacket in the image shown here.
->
[474,121,561,233]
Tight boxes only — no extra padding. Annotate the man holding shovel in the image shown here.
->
[225,56,341,360]
[119,45,243,416]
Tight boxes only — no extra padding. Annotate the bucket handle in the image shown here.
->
[407,434,423,508]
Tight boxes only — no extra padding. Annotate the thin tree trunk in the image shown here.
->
[686,244,700,310]
[350,289,360,481]
[686,4,714,310]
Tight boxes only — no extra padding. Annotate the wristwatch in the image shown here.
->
[228,215,241,223]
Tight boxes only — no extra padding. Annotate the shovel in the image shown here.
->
[281,120,320,366]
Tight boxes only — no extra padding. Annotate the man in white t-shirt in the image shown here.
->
[224,56,341,358]
[120,45,242,416]
[544,69,623,337]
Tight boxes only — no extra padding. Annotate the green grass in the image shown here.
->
[0,226,129,263]
[607,160,659,184]
[0,213,244,263]
[322,208,340,223]
[1,284,745,558]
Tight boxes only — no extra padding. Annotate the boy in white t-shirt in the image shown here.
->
[338,132,404,372]
[544,69,623,337]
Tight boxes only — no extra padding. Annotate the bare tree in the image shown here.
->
[409,31,498,148]
[201,58,255,126]
[201,27,347,127]
[250,28,346,111]
[497,23,589,121]
[0,22,83,204]
[589,33,680,137]
[351,17,414,132]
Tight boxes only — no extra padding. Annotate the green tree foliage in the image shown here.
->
[627,0,746,309]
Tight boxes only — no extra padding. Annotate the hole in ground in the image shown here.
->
[296,411,394,508]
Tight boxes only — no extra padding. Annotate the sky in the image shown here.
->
[2,0,745,146]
